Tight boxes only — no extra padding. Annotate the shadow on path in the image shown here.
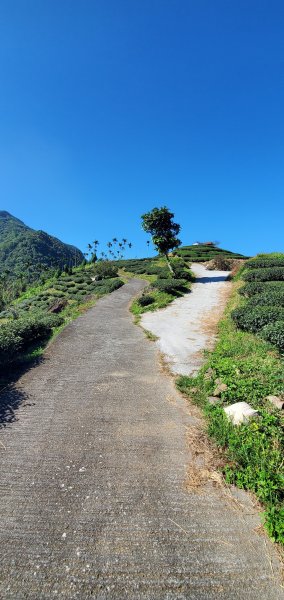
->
[0,357,43,428]
[195,275,230,283]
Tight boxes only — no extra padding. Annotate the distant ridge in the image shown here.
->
[0,212,84,278]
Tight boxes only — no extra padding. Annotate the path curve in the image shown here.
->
[0,280,283,599]
[141,264,231,375]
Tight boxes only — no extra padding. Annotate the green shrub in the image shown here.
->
[93,278,123,296]
[0,313,64,365]
[152,278,187,294]
[0,327,22,364]
[232,305,284,333]
[260,321,284,353]
[155,267,171,279]
[243,267,284,282]
[239,281,284,297]
[138,294,154,307]
[10,313,63,347]
[247,290,284,308]
[172,265,194,281]
[94,262,119,278]
[65,281,76,287]
[246,258,284,269]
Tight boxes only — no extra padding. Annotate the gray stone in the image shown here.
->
[213,382,228,396]
[265,395,284,410]
[208,396,221,405]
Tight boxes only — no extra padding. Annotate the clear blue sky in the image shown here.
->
[0,0,283,258]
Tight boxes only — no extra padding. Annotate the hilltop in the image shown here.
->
[0,211,84,279]
[173,243,248,262]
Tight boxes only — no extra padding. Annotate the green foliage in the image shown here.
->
[232,305,284,333]
[205,405,284,543]
[141,206,181,258]
[176,287,284,544]
[246,256,284,269]
[95,278,123,295]
[0,327,22,363]
[138,294,155,307]
[94,261,119,278]
[260,321,284,353]
[239,281,284,297]
[243,267,284,282]
[0,312,64,366]
[0,211,84,283]
[246,290,284,308]
[152,278,187,294]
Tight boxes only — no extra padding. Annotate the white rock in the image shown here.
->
[224,402,258,425]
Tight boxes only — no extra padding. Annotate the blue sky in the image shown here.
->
[0,0,283,258]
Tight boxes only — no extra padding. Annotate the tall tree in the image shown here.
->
[141,206,181,273]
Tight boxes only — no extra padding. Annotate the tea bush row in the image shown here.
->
[232,306,284,333]
[260,321,284,353]
[243,267,284,282]
[246,258,284,269]
[239,281,284,297]
[0,313,64,365]
[152,278,188,294]
[246,290,284,308]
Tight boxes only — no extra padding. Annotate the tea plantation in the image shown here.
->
[0,262,123,377]
[177,253,284,544]
[233,253,284,352]
[173,244,248,262]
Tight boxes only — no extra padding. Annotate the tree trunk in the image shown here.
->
[165,253,174,275]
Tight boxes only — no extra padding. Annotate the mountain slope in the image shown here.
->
[0,211,84,277]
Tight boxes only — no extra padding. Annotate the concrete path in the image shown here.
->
[0,280,283,599]
[141,264,231,375]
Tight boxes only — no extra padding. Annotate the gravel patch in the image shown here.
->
[141,264,231,375]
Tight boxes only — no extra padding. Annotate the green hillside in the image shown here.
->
[0,211,84,279]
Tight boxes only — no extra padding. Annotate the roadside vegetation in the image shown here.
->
[128,256,194,317]
[177,253,284,544]
[0,260,123,387]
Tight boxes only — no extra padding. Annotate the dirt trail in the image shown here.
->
[141,263,232,375]
[0,279,283,599]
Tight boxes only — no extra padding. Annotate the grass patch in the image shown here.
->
[176,282,284,545]
[128,256,194,317]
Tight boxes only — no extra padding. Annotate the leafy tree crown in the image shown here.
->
[141,206,181,255]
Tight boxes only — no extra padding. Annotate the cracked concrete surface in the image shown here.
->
[0,279,283,599]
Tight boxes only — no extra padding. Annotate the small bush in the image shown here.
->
[94,278,124,296]
[260,321,284,353]
[0,327,22,364]
[94,262,119,278]
[243,267,284,282]
[138,294,154,307]
[0,313,64,366]
[239,281,284,297]
[172,265,194,281]
[152,278,187,294]
[153,266,172,278]
[232,305,284,333]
